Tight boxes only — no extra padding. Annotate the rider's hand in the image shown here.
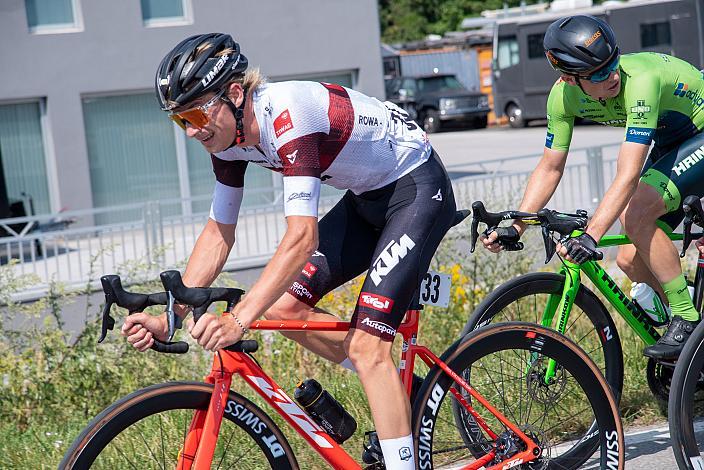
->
[480,226,521,253]
[121,312,168,352]
[558,233,598,264]
[696,237,704,255]
[186,313,246,352]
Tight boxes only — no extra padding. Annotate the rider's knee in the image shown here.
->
[616,248,636,276]
[344,332,392,372]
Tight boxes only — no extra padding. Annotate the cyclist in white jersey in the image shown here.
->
[121,33,457,469]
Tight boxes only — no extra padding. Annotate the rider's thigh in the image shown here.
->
[264,292,315,321]
[622,182,668,233]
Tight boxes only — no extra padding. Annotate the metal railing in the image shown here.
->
[2,143,621,300]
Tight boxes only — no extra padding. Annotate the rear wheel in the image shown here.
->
[423,109,441,133]
[60,381,298,469]
[507,103,526,128]
[412,322,624,469]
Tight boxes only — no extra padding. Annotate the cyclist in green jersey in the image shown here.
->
[481,14,704,359]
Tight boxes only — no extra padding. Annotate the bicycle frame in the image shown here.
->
[537,231,695,381]
[175,309,540,470]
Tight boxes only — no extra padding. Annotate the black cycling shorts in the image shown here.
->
[641,131,704,231]
[286,150,457,341]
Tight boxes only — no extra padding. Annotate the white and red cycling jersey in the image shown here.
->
[209,80,431,224]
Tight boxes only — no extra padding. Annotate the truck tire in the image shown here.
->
[422,110,441,133]
[507,103,526,128]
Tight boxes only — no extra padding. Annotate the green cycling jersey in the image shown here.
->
[546,52,704,152]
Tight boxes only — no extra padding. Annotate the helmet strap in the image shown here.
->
[222,86,249,148]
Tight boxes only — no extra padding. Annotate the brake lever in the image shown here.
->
[542,226,556,264]
[98,275,119,343]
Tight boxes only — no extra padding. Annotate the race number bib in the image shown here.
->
[418,271,451,308]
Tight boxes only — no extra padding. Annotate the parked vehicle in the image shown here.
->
[491,0,704,128]
[385,74,490,132]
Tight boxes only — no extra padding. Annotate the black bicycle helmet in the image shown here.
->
[543,15,618,76]
[155,33,248,111]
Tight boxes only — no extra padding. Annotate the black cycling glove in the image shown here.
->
[487,226,523,251]
[563,233,598,264]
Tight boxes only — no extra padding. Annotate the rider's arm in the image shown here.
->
[514,147,568,234]
[585,142,649,241]
[230,214,318,325]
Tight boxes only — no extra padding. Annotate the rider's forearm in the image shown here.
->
[585,173,639,241]
[233,216,318,325]
[586,142,648,241]
[515,149,567,233]
[176,218,235,317]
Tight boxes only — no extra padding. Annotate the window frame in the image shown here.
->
[640,21,672,49]
[142,0,193,28]
[26,0,84,35]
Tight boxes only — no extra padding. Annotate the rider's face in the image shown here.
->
[577,69,622,100]
[179,92,234,153]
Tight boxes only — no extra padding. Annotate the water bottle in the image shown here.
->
[630,282,670,327]
[294,378,357,444]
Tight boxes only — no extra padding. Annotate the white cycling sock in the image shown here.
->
[339,357,357,372]
[379,434,415,469]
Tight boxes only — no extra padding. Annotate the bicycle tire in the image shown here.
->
[60,381,299,470]
[412,322,624,469]
[669,321,704,470]
[462,272,624,396]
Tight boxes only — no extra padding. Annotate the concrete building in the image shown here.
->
[0,0,384,221]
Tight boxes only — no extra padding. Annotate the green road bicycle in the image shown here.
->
[462,200,704,407]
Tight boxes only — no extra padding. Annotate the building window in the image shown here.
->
[641,22,671,48]
[141,0,192,27]
[83,93,181,224]
[25,0,82,34]
[497,36,519,70]
[527,33,546,59]
[0,101,51,215]
[186,137,279,214]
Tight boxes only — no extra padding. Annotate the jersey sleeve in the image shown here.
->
[208,153,246,224]
[270,89,332,217]
[623,72,661,145]
[545,81,575,152]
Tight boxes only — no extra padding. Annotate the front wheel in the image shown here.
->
[60,381,299,469]
[412,322,624,469]
[669,321,704,469]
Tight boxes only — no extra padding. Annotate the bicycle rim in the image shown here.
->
[60,381,298,470]
[413,322,624,470]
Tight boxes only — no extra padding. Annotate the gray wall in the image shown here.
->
[0,0,384,213]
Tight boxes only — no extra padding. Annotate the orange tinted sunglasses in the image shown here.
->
[169,89,225,130]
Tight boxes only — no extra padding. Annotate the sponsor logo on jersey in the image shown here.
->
[290,281,313,300]
[672,144,704,176]
[674,82,704,107]
[285,149,298,164]
[359,292,394,313]
[358,115,380,126]
[584,30,602,47]
[302,262,318,278]
[287,192,311,202]
[312,250,325,257]
[545,132,555,148]
[360,317,396,336]
[201,54,229,87]
[601,119,627,126]
[274,110,294,138]
[431,189,442,201]
[629,100,651,118]
[624,127,653,144]
[370,234,416,286]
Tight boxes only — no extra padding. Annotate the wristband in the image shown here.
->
[229,312,249,336]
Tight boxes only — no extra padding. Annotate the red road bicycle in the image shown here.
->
[61,246,624,469]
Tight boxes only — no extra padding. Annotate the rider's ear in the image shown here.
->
[227,82,245,107]
[561,75,578,86]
